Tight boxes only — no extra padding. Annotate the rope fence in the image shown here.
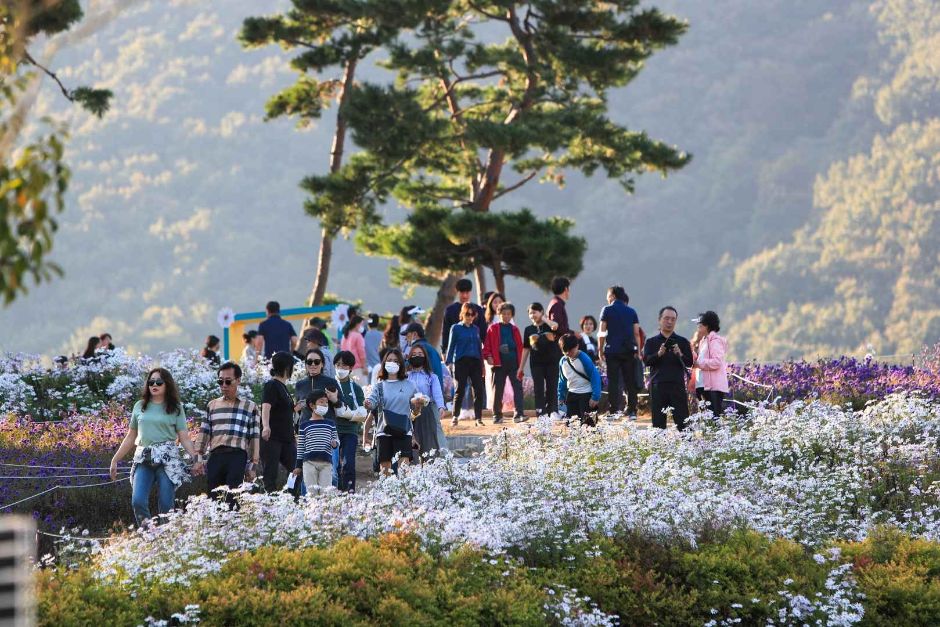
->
[0,477,129,512]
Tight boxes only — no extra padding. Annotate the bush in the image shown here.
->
[38,529,940,626]
[37,534,549,626]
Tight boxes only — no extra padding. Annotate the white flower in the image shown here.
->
[216,307,235,329]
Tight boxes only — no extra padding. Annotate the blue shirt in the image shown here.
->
[558,351,602,402]
[442,302,486,354]
[445,323,482,364]
[258,315,297,358]
[600,301,639,356]
[364,329,383,369]
[296,419,338,466]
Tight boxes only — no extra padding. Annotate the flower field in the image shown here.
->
[6,351,940,624]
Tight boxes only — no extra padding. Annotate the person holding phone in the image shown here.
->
[643,306,694,431]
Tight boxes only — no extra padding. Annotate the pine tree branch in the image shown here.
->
[467,1,509,22]
[492,170,538,200]
[22,49,72,102]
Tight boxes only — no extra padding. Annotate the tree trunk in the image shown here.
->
[307,58,358,306]
[493,266,506,298]
[474,266,489,303]
[308,227,333,306]
[427,273,459,348]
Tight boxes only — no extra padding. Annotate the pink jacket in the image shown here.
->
[340,331,367,370]
[696,332,729,393]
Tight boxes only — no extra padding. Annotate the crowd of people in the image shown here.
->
[106,278,730,524]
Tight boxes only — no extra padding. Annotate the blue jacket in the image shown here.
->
[558,351,602,403]
[445,323,482,364]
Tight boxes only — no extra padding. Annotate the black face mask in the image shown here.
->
[408,355,426,368]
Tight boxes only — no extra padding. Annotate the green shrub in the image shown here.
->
[37,529,940,626]
[38,534,547,626]
[838,527,940,626]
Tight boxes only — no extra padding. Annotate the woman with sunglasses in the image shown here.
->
[109,368,200,525]
[445,303,486,427]
[293,347,344,487]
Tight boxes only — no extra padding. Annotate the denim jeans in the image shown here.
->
[132,464,175,524]
[332,445,340,488]
[337,433,358,492]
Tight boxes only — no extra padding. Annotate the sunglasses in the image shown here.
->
[218,378,236,386]
[305,358,323,366]
[148,379,164,387]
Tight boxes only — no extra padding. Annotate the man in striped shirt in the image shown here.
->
[193,362,260,496]
[292,389,339,492]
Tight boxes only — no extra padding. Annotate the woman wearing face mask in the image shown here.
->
[340,315,368,381]
[406,344,447,458]
[362,349,422,474]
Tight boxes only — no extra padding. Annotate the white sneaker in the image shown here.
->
[550,411,563,422]
[606,412,623,422]
[628,414,638,422]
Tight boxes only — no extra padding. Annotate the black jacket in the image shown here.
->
[643,333,693,385]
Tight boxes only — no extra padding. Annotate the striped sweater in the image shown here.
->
[295,419,338,468]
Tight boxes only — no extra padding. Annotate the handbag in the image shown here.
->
[378,381,411,437]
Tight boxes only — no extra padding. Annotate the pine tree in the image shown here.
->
[353,0,691,344]
[240,1,432,305]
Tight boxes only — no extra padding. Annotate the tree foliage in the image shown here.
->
[240,1,434,304]
[728,0,940,360]
[0,0,113,304]
[351,0,689,324]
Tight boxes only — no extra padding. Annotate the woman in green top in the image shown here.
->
[110,367,200,524]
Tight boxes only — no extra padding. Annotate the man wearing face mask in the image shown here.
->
[403,322,445,389]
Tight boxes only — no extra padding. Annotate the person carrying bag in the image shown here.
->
[362,349,422,475]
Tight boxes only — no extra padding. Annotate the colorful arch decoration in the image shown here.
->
[222,304,338,361]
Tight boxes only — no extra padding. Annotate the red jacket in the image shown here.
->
[483,322,524,368]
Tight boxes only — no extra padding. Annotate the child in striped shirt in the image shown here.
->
[293,389,339,492]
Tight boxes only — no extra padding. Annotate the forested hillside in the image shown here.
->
[728,0,939,360]
[0,0,934,361]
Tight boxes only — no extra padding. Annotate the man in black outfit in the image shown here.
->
[643,306,693,431]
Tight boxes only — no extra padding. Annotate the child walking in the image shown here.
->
[293,390,339,492]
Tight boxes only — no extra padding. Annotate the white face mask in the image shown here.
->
[335,368,350,380]
[360,325,367,334]
[314,405,329,416]
[385,362,400,375]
